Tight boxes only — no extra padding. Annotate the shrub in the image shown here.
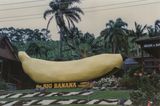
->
[130,90,147,106]
[119,76,138,89]
[119,65,142,89]
[130,73,160,106]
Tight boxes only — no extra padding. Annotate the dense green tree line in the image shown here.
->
[0,27,51,43]
[0,18,160,60]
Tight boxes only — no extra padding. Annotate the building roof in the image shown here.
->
[136,36,160,44]
[136,36,160,58]
[0,36,19,61]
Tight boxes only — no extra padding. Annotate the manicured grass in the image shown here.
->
[45,90,130,100]
[0,88,131,106]
[11,88,82,93]
[0,89,130,101]
[91,90,130,99]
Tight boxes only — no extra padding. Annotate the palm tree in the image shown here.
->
[44,0,84,58]
[26,42,41,58]
[78,32,95,58]
[129,22,147,56]
[63,27,98,58]
[130,22,147,42]
[26,42,52,59]
[100,28,111,52]
[147,20,160,37]
[101,18,128,53]
[154,20,160,33]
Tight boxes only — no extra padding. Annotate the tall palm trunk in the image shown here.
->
[112,42,116,53]
[56,12,65,59]
[58,25,67,59]
[59,28,64,58]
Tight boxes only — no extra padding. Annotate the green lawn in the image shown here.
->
[45,89,130,100]
[0,88,131,106]
[11,88,82,93]
[1,89,130,100]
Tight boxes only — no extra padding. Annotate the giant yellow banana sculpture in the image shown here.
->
[18,51,123,83]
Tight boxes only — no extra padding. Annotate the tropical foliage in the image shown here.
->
[100,18,129,54]
[147,20,160,37]
[129,22,147,42]
[128,22,147,56]
[130,72,160,106]
[1,17,160,61]
[44,0,84,58]
[63,27,101,58]
[0,27,51,43]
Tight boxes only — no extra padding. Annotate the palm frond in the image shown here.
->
[65,17,71,28]
[65,16,75,28]
[66,14,79,23]
[66,0,81,5]
[141,24,147,33]
[68,6,84,14]
[43,9,54,19]
[64,7,83,21]
[46,16,54,31]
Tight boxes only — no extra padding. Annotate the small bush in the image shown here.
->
[119,66,142,89]
[119,76,138,89]
[130,90,147,106]
[130,73,160,106]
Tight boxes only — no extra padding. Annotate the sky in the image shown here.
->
[0,0,160,40]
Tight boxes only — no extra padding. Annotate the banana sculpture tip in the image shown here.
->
[18,51,30,62]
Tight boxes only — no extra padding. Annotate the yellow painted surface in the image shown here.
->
[18,51,123,83]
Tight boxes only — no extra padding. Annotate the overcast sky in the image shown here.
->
[0,0,160,40]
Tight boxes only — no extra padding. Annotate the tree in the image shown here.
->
[26,41,52,59]
[129,22,147,56]
[147,20,160,37]
[26,42,42,58]
[63,27,99,58]
[130,22,147,42]
[44,0,84,58]
[78,32,95,58]
[0,27,51,43]
[100,18,128,54]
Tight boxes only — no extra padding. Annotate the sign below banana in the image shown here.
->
[18,51,123,83]
[36,82,93,89]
